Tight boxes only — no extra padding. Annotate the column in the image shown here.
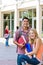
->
[14,4,18,32]
[0,11,2,37]
[1,13,4,37]
[36,0,42,37]
[10,13,12,37]
[15,9,19,27]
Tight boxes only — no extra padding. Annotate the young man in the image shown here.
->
[13,17,31,65]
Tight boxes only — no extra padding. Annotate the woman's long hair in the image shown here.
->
[29,28,39,44]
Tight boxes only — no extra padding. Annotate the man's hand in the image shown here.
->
[13,41,25,48]
[18,44,25,48]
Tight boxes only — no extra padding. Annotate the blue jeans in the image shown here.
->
[17,54,26,65]
[18,54,40,65]
[6,38,9,46]
[5,34,10,46]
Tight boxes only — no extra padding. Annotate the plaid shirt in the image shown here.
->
[13,27,30,54]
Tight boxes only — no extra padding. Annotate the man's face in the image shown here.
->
[22,19,29,29]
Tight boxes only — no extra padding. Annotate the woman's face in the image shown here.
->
[29,30,36,40]
[6,26,9,29]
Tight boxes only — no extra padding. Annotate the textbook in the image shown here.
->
[18,35,26,45]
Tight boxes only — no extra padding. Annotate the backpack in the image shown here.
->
[4,34,9,39]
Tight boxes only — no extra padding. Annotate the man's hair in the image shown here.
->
[22,17,30,22]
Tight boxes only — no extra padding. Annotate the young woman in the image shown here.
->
[18,28,43,65]
[4,25,10,46]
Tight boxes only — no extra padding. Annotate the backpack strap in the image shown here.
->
[17,27,22,39]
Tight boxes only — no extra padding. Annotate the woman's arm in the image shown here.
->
[25,48,28,54]
[25,48,32,58]
[26,38,41,56]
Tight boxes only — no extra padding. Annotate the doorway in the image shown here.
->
[3,12,14,37]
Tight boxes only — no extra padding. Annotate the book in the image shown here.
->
[18,35,26,45]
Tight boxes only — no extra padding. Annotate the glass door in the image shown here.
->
[32,18,36,29]
[3,14,10,35]
[3,12,14,37]
[4,20,10,30]
[10,12,14,37]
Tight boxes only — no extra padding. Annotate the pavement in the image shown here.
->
[0,38,17,65]
[0,38,43,65]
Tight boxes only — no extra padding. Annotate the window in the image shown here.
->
[19,9,36,28]
[42,10,43,16]
[29,19,32,27]
[3,12,14,37]
[33,9,36,17]
[34,20,36,28]
[11,12,14,19]
[28,10,32,18]
[23,11,28,17]
[3,14,10,29]
[4,14,10,19]
[19,11,22,18]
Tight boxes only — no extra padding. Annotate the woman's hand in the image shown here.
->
[8,30,11,34]
[28,55,32,58]
[25,52,28,55]
[25,53,32,58]
[25,49,32,58]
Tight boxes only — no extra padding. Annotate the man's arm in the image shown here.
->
[13,30,24,48]
[13,40,24,48]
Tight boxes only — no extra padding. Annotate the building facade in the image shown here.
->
[0,0,43,38]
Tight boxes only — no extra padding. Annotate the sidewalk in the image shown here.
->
[0,38,17,65]
[0,38,43,65]
[0,38,14,46]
